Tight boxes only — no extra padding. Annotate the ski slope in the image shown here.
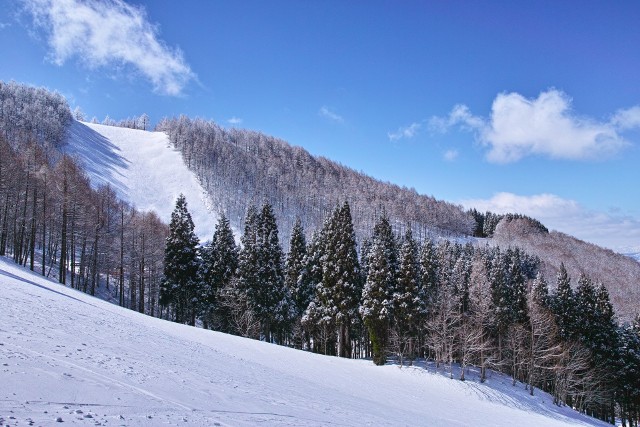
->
[0,257,607,426]
[65,120,218,240]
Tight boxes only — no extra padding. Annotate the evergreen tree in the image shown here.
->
[372,212,398,277]
[419,238,438,314]
[309,202,361,357]
[285,218,311,317]
[200,214,238,331]
[531,271,550,307]
[360,237,393,365]
[159,194,200,325]
[236,205,260,337]
[237,204,292,342]
[552,263,576,341]
[506,249,528,324]
[391,228,424,363]
[256,203,292,342]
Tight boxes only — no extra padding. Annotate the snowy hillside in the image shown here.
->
[1,257,607,427]
[65,120,218,240]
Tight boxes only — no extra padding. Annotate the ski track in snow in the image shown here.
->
[65,120,219,241]
[0,257,608,426]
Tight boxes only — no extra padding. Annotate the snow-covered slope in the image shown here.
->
[1,257,606,426]
[65,120,218,240]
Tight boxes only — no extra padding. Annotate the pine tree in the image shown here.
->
[391,228,424,364]
[552,263,576,341]
[360,237,393,365]
[285,218,311,317]
[372,212,398,278]
[236,205,260,338]
[309,202,361,357]
[159,194,200,325]
[256,203,292,342]
[200,214,238,331]
[531,271,550,307]
[419,238,438,314]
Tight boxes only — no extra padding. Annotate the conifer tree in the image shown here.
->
[360,237,393,365]
[308,202,361,357]
[391,228,424,364]
[200,214,238,331]
[256,203,292,342]
[159,194,200,325]
[285,218,311,317]
[236,205,260,337]
[419,239,438,314]
[552,263,576,341]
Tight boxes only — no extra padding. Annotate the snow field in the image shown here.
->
[0,257,608,426]
[65,121,219,241]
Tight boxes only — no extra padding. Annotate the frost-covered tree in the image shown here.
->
[552,263,576,341]
[159,194,200,325]
[360,237,393,365]
[256,203,292,342]
[391,228,424,365]
[200,214,238,331]
[285,218,310,316]
[304,202,361,357]
[236,204,292,342]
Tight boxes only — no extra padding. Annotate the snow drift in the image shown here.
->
[0,257,607,426]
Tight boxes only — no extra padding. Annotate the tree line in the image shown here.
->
[161,195,640,426]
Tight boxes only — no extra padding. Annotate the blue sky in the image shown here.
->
[1,0,640,251]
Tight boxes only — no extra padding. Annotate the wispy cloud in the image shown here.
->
[460,192,640,251]
[227,117,243,125]
[319,106,344,123]
[0,22,10,30]
[22,0,195,96]
[443,149,458,161]
[431,90,639,163]
[388,122,421,141]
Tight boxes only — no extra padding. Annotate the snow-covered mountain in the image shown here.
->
[65,120,219,240]
[0,256,607,426]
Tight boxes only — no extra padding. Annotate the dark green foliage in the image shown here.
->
[393,229,425,334]
[285,218,311,317]
[552,263,576,341]
[237,203,292,342]
[531,272,550,307]
[419,239,438,313]
[160,194,200,325]
[303,202,361,357]
[360,237,393,365]
[200,214,238,332]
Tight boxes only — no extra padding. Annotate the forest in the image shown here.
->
[159,195,640,426]
[1,80,639,426]
[154,115,476,247]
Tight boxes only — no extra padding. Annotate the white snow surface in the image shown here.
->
[65,120,218,240]
[1,257,607,426]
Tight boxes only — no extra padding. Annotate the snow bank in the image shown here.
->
[0,257,607,426]
[65,120,218,240]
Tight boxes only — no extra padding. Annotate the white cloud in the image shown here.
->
[227,117,243,125]
[319,106,344,123]
[431,90,639,163]
[443,149,458,161]
[461,192,640,251]
[23,0,195,96]
[611,106,640,130]
[388,122,421,141]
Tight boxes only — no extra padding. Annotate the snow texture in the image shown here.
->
[65,120,218,240]
[0,257,608,426]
